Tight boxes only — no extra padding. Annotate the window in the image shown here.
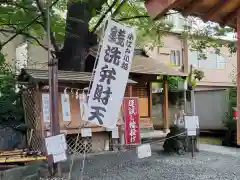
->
[216,55,227,69]
[198,53,217,69]
[170,50,181,66]
[188,50,227,69]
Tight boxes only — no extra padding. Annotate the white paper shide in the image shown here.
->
[61,94,71,121]
[42,93,50,123]
[79,92,88,121]
[87,19,136,129]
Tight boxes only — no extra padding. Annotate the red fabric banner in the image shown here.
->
[123,97,141,145]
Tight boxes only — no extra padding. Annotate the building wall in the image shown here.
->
[0,33,24,68]
[146,33,236,88]
[188,45,236,87]
[1,33,49,71]
[146,34,183,67]
[27,43,48,69]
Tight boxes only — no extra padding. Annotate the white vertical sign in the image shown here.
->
[184,116,199,136]
[42,93,50,123]
[87,19,136,128]
[61,94,71,121]
[79,93,88,121]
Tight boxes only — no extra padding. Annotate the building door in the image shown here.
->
[195,89,228,130]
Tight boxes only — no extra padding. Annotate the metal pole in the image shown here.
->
[47,0,61,175]
[46,0,54,175]
[191,136,194,158]
[46,0,52,131]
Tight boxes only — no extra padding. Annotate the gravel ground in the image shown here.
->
[61,143,240,180]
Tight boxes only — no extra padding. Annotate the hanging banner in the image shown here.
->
[61,94,71,121]
[87,19,136,128]
[79,92,88,121]
[42,93,50,123]
[123,97,141,145]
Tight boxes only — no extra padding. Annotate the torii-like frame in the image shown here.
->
[145,0,240,144]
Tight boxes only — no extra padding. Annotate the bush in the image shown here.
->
[0,53,24,123]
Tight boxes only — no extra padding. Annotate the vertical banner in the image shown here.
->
[87,19,136,128]
[79,92,88,121]
[61,94,71,121]
[42,93,50,123]
[123,97,141,145]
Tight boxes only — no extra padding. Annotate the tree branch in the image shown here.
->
[0,0,60,51]
[116,15,150,22]
[91,0,118,33]
[111,0,128,18]
[116,11,180,22]
[35,0,60,53]
[0,29,48,50]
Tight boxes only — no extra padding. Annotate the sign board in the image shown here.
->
[45,134,67,155]
[87,19,136,129]
[111,128,119,138]
[124,97,141,145]
[42,93,50,123]
[81,128,92,137]
[52,152,67,163]
[61,94,71,121]
[184,116,199,136]
[137,144,151,159]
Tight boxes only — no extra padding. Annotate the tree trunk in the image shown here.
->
[58,2,93,71]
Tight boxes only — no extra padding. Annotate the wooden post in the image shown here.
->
[149,83,153,129]
[182,38,188,114]
[163,76,169,132]
[119,85,133,150]
[237,9,240,145]
[183,38,189,74]
[129,85,133,97]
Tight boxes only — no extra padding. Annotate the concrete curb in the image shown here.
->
[0,162,44,180]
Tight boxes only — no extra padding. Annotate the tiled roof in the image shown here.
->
[18,69,137,84]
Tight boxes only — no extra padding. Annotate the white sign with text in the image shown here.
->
[61,94,71,121]
[42,93,50,123]
[184,116,199,136]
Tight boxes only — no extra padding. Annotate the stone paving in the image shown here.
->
[60,143,240,180]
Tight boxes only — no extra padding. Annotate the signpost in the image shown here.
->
[45,134,67,163]
[87,19,136,129]
[184,116,199,158]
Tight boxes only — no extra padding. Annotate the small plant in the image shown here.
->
[193,69,204,81]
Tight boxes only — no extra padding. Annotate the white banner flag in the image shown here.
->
[87,19,136,128]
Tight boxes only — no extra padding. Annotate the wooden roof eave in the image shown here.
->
[145,0,240,30]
